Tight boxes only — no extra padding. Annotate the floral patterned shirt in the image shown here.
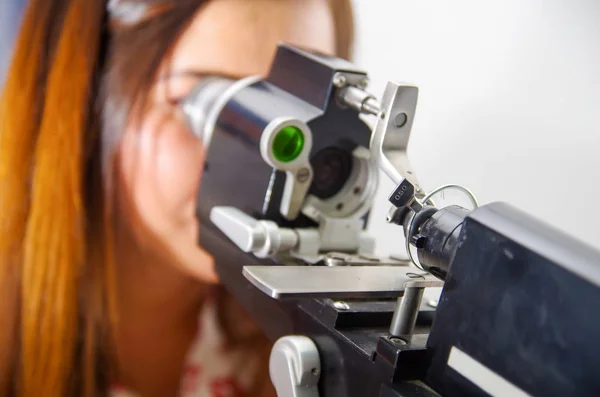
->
[110,297,262,397]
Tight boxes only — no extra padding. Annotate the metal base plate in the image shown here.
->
[242,265,443,300]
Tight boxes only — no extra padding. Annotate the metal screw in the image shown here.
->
[389,337,407,346]
[311,368,320,376]
[297,168,310,183]
[333,301,350,310]
[358,78,369,88]
[333,74,347,88]
[394,112,408,128]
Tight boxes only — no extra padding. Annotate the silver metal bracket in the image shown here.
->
[370,82,421,190]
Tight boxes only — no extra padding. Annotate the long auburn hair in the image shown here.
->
[0,0,354,396]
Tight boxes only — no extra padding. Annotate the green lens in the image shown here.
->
[272,125,305,162]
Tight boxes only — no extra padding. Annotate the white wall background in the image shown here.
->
[2,1,599,256]
[353,0,600,257]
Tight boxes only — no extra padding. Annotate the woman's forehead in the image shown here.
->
[164,0,336,79]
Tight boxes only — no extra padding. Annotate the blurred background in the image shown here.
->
[352,0,600,257]
[1,0,599,257]
[0,1,23,83]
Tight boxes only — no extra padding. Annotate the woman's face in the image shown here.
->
[117,0,336,282]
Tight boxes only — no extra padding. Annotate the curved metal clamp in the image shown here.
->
[369,82,428,219]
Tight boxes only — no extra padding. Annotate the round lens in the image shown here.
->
[272,126,305,163]
[309,147,353,199]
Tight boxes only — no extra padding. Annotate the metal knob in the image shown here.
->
[269,336,321,397]
[210,206,298,258]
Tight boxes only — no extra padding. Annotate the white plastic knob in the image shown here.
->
[269,336,321,397]
[210,206,267,252]
[210,206,298,258]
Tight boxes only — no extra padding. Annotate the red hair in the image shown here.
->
[0,1,355,396]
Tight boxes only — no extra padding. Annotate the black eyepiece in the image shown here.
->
[309,147,353,199]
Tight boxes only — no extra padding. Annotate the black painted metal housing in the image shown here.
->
[194,44,600,397]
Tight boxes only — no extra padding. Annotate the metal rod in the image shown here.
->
[339,86,381,116]
[389,286,425,338]
[362,98,381,116]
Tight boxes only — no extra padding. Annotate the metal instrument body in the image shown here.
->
[426,202,600,397]
[183,43,600,397]
[238,202,600,397]
[194,45,373,230]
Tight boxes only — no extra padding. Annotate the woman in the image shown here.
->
[0,0,354,396]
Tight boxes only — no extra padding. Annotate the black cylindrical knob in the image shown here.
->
[415,205,470,280]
